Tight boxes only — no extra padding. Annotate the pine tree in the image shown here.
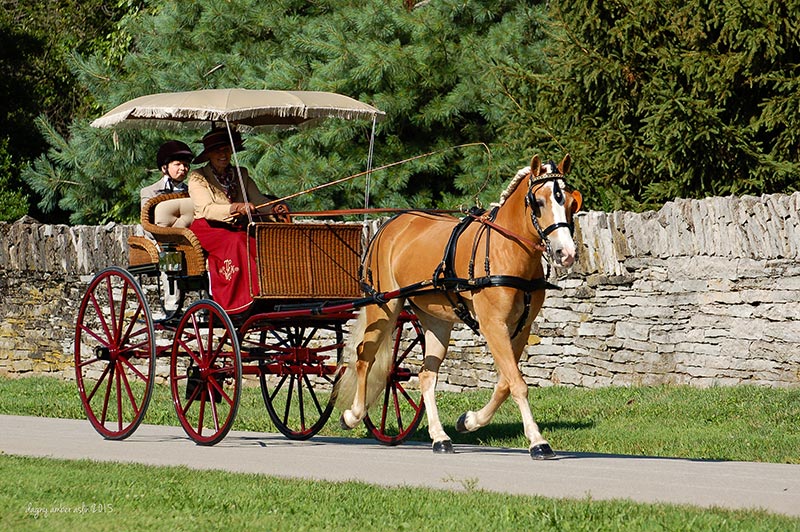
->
[522,0,800,211]
[21,0,552,223]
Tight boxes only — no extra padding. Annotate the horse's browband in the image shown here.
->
[529,172,569,187]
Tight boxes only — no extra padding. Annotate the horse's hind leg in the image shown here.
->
[340,301,402,429]
[456,375,510,433]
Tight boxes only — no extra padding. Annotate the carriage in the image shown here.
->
[75,89,425,446]
[75,88,582,458]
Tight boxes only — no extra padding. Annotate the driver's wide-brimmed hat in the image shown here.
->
[193,128,245,164]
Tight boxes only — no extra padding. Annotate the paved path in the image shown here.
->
[2,415,799,517]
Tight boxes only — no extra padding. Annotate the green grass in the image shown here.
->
[3,376,800,529]
[2,375,798,463]
[2,454,798,532]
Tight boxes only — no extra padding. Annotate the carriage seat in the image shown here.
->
[127,192,207,276]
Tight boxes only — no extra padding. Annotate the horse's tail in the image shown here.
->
[333,308,394,412]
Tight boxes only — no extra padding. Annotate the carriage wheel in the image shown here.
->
[240,320,343,440]
[74,267,156,440]
[170,300,241,446]
[364,311,426,445]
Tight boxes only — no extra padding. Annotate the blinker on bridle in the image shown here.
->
[525,171,576,239]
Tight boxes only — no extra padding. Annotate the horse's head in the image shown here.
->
[526,154,582,268]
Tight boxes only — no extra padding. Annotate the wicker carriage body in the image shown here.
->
[253,222,364,300]
[128,194,365,301]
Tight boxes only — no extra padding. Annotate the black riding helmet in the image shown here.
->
[156,140,194,169]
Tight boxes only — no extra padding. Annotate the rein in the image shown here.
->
[284,207,461,218]
[468,212,546,252]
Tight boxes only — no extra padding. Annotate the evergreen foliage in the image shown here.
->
[13,0,800,222]
[0,0,144,222]
[22,0,553,223]
[0,138,28,221]
[531,0,800,211]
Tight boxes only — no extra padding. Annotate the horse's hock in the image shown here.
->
[2,193,800,388]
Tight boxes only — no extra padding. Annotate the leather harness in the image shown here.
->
[362,172,574,338]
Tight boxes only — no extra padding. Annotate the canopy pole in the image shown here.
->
[225,119,253,224]
[363,114,377,219]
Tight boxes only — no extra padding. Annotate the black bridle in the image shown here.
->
[525,172,576,245]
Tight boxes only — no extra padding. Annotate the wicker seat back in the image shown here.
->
[127,192,206,276]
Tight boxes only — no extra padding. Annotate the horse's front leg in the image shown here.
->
[492,333,555,460]
[415,314,454,453]
[459,296,555,460]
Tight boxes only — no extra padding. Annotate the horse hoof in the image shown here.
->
[432,440,454,454]
[530,443,556,460]
[339,415,352,431]
[456,413,469,433]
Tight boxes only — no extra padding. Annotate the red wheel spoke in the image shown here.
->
[88,292,114,346]
[207,371,235,407]
[174,336,204,369]
[100,364,115,426]
[170,300,241,445]
[118,354,151,383]
[208,383,222,432]
[78,321,112,350]
[296,377,307,432]
[115,361,124,431]
[391,386,405,433]
[196,394,207,436]
[104,276,121,345]
[302,373,325,416]
[282,377,296,426]
[86,361,113,402]
[116,359,141,417]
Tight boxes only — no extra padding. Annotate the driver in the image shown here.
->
[187,127,279,314]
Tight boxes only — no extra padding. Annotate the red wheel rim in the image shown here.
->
[170,300,241,445]
[74,267,155,440]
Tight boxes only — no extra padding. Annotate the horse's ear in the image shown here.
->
[570,189,583,213]
[559,153,572,175]
[530,155,541,175]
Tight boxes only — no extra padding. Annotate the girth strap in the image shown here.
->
[433,206,485,284]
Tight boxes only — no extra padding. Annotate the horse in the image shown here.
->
[334,154,582,459]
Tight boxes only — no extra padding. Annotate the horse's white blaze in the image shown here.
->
[542,180,577,268]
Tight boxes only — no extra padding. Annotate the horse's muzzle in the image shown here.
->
[552,242,576,268]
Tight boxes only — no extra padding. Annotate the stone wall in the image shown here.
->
[1,193,799,389]
[0,219,144,378]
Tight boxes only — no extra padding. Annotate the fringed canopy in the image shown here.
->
[91,89,385,130]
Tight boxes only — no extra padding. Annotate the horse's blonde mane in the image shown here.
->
[492,166,531,207]
[491,162,558,207]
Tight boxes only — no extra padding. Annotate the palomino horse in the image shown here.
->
[335,154,582,459]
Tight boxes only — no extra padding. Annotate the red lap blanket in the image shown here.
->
[190,218,260,314]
